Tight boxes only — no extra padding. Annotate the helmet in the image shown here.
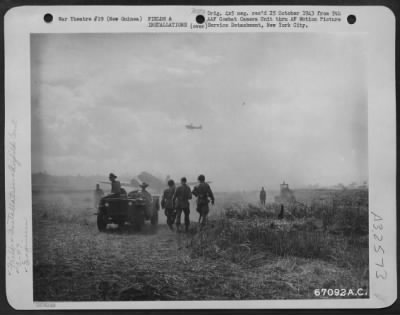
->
[139,182,149,189]
[167,179,175,187]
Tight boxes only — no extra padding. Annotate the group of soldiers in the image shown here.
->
[94,173,215,231]
[161,174,214,232]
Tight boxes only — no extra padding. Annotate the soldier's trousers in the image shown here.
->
[164,208,176,227]
[197,203,209,226]
[176,207,190,227]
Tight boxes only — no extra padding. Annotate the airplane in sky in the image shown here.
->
[185,123,202,130]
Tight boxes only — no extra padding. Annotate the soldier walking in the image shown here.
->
[161,179,176,231]
[192,174,215,228]
[260,187,266,206]
[173,177,192,232]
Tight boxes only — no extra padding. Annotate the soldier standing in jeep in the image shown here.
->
[192,174,215,228]
[161,179,176,231]
[109,173,121,195]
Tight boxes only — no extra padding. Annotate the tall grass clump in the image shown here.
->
[191,201,368,269]
[224,203,276,220]
[309,191,368,236]
[193,217,336,262]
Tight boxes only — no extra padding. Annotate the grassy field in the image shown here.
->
[33,189,369,301]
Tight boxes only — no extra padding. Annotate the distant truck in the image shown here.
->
[274,182,296,204]
[96,190,160,231]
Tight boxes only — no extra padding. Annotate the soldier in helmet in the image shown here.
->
[192,174,215,227]
[173,177,192,232]
[161,179,176,231]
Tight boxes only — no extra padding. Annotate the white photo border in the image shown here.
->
[4,5,397,309]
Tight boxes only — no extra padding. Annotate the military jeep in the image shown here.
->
[97,191,160,231]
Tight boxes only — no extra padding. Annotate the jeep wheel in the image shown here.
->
[133,209,145,231]
[97,213,107,232]
[150,211,159,226]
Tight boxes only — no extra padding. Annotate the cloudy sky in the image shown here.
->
[31,33,367,191]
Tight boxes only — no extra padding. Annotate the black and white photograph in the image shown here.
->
[4,5,397,310]
[31,32,370,301]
